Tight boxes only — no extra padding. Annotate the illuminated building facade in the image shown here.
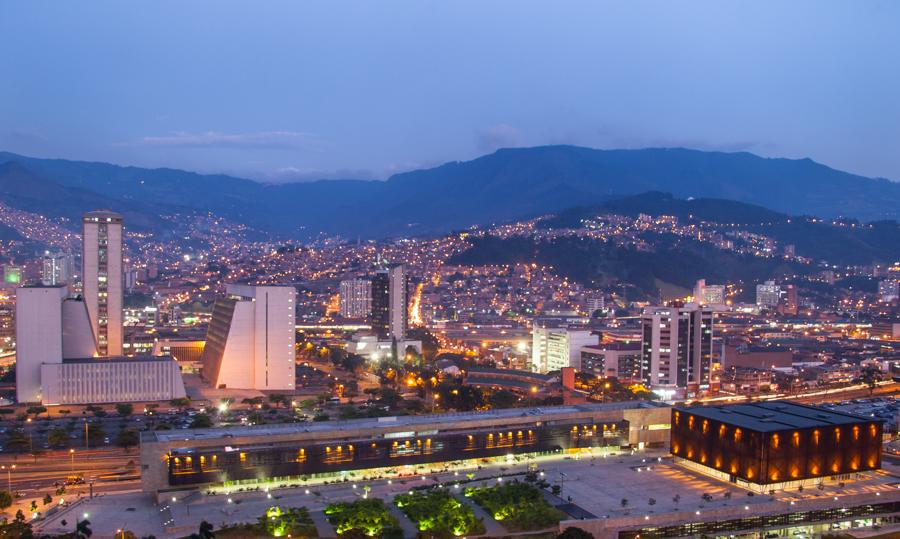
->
[140,402,671,495]
[671,401,882,487]
[640,305,714,392]
[369,265,408,340]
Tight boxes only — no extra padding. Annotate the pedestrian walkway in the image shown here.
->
[456,493,507,537]
[387,501,419,538]
[309,509,336,539]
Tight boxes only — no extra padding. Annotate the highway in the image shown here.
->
[0,447,141,499]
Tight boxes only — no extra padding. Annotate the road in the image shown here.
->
[0,447,141,499]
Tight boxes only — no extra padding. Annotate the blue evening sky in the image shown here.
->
[1,1,898,182]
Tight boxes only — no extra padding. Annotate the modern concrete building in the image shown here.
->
[640,304,714,394]
[671,401,882,489]
[15,283,178,405]
[347,333,421,362]
[339,278,371,319]
[40,356,185,405]
[693,279,726,306]
[531,327,596,373]
[140,401,670,496]
[370,265,407,340]
[580,343,643,381]
[756,280,781,309]
[201,284,296,391]
[82,210,124,356]
[15,284,96,403]
[41,251,74,286]
[879,279,899,303]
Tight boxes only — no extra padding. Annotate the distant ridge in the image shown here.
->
[0,146,898,238]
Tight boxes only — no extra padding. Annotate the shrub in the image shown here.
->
[325,498,401,538]
[259,506,317,537]
[395,489,484,538]
[465,482,564,531]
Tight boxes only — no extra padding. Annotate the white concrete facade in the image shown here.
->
[339,278,371,319]
[82,211,123,356]
[202,284,296,391]
[531,327,596,373]
[41,358,186,405]
[15,286,67,403]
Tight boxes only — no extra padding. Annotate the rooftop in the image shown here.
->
[83,210,123,220]
[146,401,667,444]
[676,400,877,432]
[61,355,176,364]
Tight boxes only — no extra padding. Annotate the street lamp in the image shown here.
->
[70,449,75,473]
[1,464,15,491]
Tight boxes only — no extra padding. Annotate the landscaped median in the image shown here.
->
[464,481,566,532]
[324,498,403,538]
[395,488,485,538]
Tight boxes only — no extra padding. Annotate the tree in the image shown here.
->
[197,520,214,539]
[189,414,213,429]
[268,394,287,408]
[0,490,13,510]
[116,429,140,452]
[116,403,134,417]
[48,427,69,448]
[5,431,29,452]
[169,397,191,409]
[859,365,882,395]
[86,423,106,445]
[488,389,519,410]
[42,494,52,506]
[558,527,595,539]
[26,406,47,417]
[76,518,92,539]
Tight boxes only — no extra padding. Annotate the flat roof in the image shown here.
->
[60,355,176,364]
[145,401,667,444]
[676,401,878,432]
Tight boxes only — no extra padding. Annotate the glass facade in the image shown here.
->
[166,420,628,488]
[619,501,900,538]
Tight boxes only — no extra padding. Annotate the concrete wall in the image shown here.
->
[15,286,66,403]
[62,298,97,358]
[41,359,186,405]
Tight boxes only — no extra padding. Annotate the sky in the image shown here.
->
[1,1,899,183]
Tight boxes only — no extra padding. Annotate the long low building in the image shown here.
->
[41,356,186,405]
[140,401,671,496]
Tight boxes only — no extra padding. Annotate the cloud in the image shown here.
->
[476,123,522,152]
[126,130,320,150]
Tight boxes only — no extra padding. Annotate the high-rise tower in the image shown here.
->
[82,210,123,356]
[369,265,408,340]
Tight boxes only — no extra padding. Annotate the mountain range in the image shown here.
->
[1,146,899,239]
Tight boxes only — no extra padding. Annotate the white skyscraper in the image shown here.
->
[531,327,596,373]
[201,284,296,390]
[41,251,74,286]
[640,305,714,392]
[82,211,124,356]
[339,278,371,319]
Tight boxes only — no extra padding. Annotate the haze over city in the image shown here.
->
[0,2,898,539]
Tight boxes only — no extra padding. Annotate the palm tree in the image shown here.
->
[76,518,93,538]
[198,520,215,539]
